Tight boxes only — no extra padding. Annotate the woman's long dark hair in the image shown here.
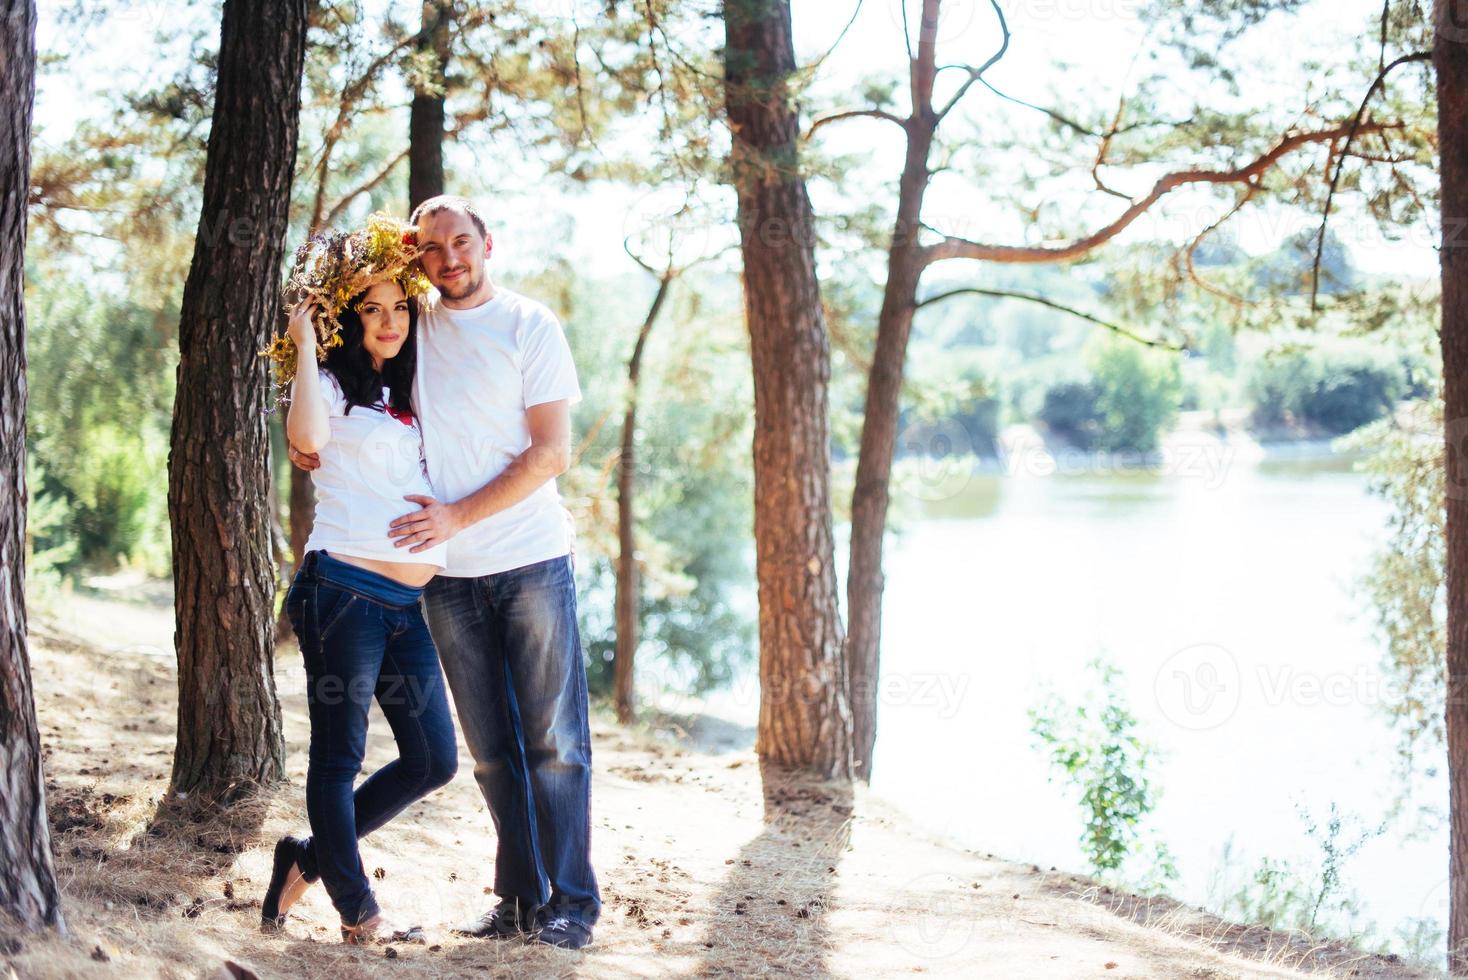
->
[322,286,417,417]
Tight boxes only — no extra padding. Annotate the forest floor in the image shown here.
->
[2,584,1442,980]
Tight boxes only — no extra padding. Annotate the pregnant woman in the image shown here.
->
[258,216,457,944]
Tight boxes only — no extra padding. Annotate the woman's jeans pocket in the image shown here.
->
[286,573,358,670]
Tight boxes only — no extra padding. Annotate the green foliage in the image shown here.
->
[25,456,78,607]
[1208,802,1386,940]
[1246,340,1407,437]
[1087,334,1183,454]
[1028,657,1177,890]
[553,268,756,704]
[63,423,171,573]
[26,274,176,575]
[1335,398,1444,800]
[1036,336,1183,453]
[1038,379,1104,450]
[896,351,1001,459]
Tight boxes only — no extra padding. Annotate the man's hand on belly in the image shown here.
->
[388,494,466,552]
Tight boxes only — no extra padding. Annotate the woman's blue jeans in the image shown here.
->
[283,549,458,924]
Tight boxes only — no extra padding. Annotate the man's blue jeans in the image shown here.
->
[284,549,459,924]
[423,554,601,928]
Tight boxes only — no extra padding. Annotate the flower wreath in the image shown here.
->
[261,211,432,402]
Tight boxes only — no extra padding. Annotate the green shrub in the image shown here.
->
[1039,379,1104,450]
[25,456,78,606]
[1039,336,1183,454]
[1088,335,1183,454]
[26,280,176,575]
[1028,656,1177,891]
[1246,344,1405,436]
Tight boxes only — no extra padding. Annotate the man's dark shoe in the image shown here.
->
[452,897,536,939]
[533,915,592,950]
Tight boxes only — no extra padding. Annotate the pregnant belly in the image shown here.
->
[329,552,438,587]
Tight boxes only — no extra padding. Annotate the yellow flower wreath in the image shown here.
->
[261,212,432,401]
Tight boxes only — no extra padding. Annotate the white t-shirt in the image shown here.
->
[302,371,448,570]
[413,286,582,577]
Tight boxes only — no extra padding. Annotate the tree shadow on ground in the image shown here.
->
[696,760,854,978]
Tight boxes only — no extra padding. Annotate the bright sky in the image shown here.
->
[33,0,1438,282]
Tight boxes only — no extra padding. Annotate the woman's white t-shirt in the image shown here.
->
[302,371,448,570]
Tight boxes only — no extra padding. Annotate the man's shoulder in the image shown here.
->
[497,287,560,328]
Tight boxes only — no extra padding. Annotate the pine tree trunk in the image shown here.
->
[614,273,673,724]
[0,0,64,931]
[167,0,306,805]
[409,0,451,208]
[723,0,853,779]
[846,0,942,781]
[1436,2,1468,971]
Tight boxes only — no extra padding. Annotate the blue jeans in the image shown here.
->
[423,554,600,928]
[284,549,459,923]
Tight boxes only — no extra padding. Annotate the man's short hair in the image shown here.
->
[409,195,489,240]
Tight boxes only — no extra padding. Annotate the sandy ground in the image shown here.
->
[1,587,1442,979]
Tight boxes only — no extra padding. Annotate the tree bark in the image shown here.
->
[614,272,674,724]
[1436,2,1468,971]
[723,0,853,779]
[409,0,451,208]
[0,0,64,932]
[167,0,306,805]
[845,0,941,781]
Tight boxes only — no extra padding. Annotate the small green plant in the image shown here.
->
[1302,801,1386,931]
[1028,656,1177,889]
[1385,915,1445,973]
[1209,801,1386,940]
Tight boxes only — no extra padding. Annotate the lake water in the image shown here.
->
[860,444,1446,959]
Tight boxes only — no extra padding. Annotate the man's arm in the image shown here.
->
[388,398,572,553]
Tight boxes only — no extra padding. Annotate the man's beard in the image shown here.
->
[438,267,482,299]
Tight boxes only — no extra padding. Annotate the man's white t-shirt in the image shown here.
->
[413,286,582,577]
